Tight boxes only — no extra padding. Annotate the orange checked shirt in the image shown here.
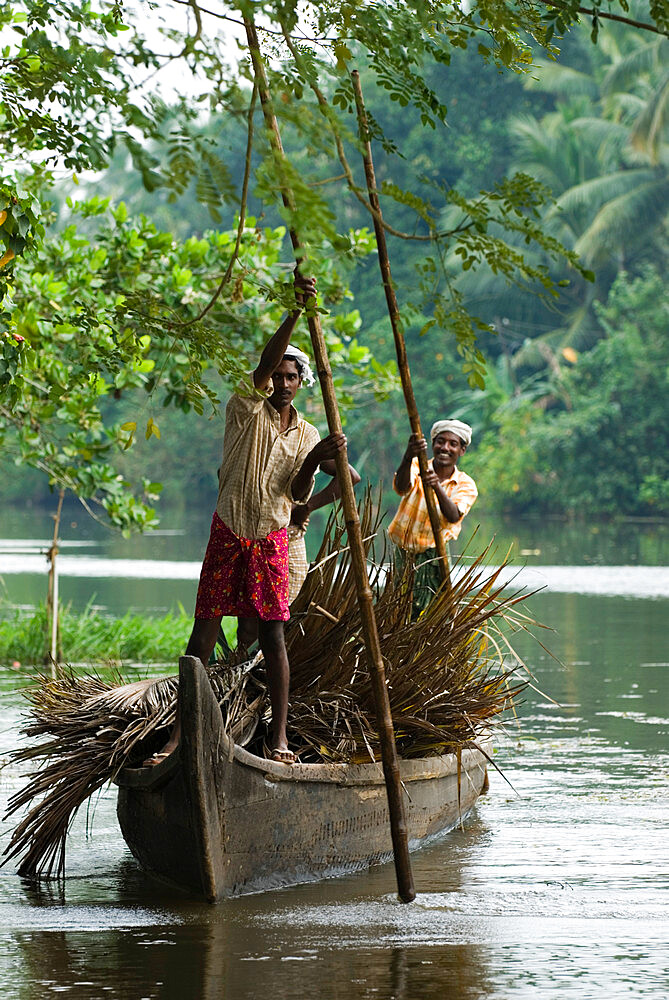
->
[388,457,478,553]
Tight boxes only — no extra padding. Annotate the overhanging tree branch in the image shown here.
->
[538,0,669,37]
[180,80,257,328]
[279,26,475,244]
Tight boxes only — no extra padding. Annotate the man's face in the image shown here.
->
[432,432,466,470]
[268,358,302,409]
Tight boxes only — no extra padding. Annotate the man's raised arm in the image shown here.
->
[253,272,317,391]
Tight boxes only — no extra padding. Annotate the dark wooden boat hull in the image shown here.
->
[116,657,487,900]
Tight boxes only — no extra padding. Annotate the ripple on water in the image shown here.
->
[249,898,669,991]
[0,905,178,933]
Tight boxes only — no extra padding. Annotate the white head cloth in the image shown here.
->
[430,419,473,447]
[283,345,315,387]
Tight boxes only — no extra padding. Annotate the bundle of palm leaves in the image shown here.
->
[282,502,538,763]
[3,495,543,878]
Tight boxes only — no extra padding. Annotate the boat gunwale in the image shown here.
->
[115,728,486,791]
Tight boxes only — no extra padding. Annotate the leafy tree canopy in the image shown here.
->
[1,0,667,526]
[1,197,389,529]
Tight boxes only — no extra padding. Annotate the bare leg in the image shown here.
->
[143,617,221,765]
[257,619,291,756]
[237,616,259,651]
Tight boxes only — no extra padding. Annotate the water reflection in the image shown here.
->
[7,856,497,1000]
[2,507,669,619]
[0,577,668,997]
[3,504,669,567]
[8,922,494,1000]
[512,593,669,752]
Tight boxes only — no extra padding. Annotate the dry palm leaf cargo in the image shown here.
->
[3,499,544,880]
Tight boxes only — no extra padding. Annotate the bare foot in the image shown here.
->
[264,743,296,765]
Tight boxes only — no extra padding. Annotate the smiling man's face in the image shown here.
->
[432,431,466,472]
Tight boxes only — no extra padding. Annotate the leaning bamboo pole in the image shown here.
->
[244,18,415,903]
[351,70,452,590]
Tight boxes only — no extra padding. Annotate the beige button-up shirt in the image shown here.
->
[215,387,320,540]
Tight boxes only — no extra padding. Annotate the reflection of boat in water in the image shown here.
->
[115,656,488,901]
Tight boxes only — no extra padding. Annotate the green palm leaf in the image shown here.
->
[630,70,669,162]
[575,177,669,263]
[523,60,600,100]
[549,168,658,220]
[602,38,669,96]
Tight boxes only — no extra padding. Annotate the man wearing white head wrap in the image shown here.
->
[148,272,347,767]
[429,419,472,448]
[388,419,478,616]
[283,344,316,387]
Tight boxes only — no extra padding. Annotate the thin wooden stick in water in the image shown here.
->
[351,70,452,592]
[46,489,65,677]
[244,18,415,904]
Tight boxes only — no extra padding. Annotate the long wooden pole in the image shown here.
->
[351,70,452,589]
[244,18,415,903]
[45,488,64,678]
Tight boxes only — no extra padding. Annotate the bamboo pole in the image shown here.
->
[351,70,452,590]
[45,489,65,677]
[244,18,415,903]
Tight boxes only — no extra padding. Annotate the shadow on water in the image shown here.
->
[6,850,495,1000]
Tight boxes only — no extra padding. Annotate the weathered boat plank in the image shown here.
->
[116,657,487,899]
[179,654,228,902]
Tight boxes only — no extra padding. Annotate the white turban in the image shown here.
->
[283,345,316,387]
[430,419,472,447]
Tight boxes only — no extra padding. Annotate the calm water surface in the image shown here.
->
[1,505,668,615]
[0,515,667,998]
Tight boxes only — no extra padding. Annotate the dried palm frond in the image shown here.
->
[2,661,265,879]
[3,491,545,878]
[281,522,538,763]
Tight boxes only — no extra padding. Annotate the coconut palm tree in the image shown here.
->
[541,37,669,270]
[444,24,669,376]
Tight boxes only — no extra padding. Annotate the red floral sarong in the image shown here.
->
[194,513,289,621]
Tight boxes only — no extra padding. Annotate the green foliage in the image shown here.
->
[0,1,132,171]
[541,0,669,43]
[436,173,595,386]
[1,0,667,525]
[5,0,657,340]
[474,266,669,516]
[0,601,194,666]
[0,198,389,530]
[457,27,669,376]
[0,182,43,300]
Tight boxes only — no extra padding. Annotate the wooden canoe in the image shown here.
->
[115,655,488,901]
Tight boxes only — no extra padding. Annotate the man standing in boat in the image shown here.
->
[235,457,361,651]
[389,419,478,615]
[150,271,346,765]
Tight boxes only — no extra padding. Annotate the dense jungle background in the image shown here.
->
[1,3,667,529]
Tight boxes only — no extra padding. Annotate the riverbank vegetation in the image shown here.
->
[0,602,236,669]
[1,2,667,530]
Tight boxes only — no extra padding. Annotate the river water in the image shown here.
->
[0,512,667,998]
